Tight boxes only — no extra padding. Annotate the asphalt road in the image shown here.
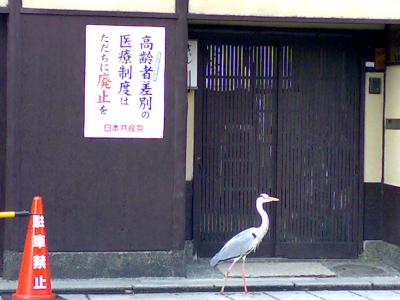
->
[3,290,400,300]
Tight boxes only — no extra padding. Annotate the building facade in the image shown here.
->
[0,0,399,278]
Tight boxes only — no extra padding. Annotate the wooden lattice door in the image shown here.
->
[276,40,361,258]
[194,42,278,257]
[194,35,361,258]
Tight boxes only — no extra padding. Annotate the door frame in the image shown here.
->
[0,15,7,274]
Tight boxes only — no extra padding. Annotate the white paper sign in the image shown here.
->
[187,40,198,89]
[85,25,165,138]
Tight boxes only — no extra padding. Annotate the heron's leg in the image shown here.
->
[220,257,240,294]
[242,256,248,294]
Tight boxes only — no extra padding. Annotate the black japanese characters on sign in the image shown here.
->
[85,25,165,138]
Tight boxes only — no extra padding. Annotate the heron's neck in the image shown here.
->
[256,200,269,234]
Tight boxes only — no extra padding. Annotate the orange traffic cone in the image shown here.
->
[12,196,56,300]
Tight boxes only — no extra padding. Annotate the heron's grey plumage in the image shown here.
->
[210,227,259,267]
[209,193,279,294]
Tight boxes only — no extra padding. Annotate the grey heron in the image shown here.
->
[210,193,280,294]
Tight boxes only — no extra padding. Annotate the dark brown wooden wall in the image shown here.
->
[382,184,400,246]
[363,183,382,240]
[3,12,187,252]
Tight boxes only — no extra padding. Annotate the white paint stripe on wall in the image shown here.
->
[189,0,400,20]
[384,66,400,187]
[23,0,175,13]
[364,73,384,183]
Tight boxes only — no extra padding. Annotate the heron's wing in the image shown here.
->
[210,228,257,267]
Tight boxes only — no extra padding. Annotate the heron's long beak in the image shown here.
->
[268,196,280,201]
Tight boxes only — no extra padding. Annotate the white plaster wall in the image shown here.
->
[23,0,175,13]
[186,91,195,181]
[364,73,384,183]
[0,0,7,7]
[384,66,400,187]
[189,0,400,20]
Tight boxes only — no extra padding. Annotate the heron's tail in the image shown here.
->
[210,254,220,267]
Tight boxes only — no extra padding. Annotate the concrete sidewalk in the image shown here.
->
[1,258,400,294]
